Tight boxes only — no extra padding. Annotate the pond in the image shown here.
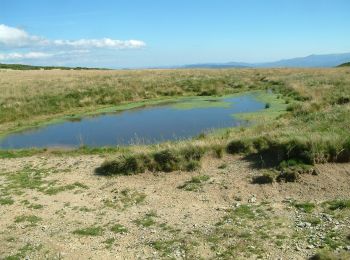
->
[0,93,266,149]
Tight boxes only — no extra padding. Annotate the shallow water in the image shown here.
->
[0,94,265,149]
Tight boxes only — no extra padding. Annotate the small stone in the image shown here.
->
[306,244,314,249]
[297,222,306,228]
[311,168,320,175]
[233,202,241,208]
[248,196,257,203]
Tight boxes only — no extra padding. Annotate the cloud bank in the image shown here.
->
[0,52,52,61]
[0,24,146,62]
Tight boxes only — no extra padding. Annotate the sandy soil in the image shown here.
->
[0,155,349,259]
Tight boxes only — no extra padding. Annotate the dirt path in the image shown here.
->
[0,155,349,259]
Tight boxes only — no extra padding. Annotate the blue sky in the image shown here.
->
[0,0,349,68]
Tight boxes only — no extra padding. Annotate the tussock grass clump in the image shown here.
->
[96,153,152,176]
[252,170,277,184]
[95,145,206,175]
[324,200,350,211]
[251,159,319,184]
[310,250,350,260]
[227,135,350,166]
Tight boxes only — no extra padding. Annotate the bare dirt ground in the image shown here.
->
[0,155,349,259]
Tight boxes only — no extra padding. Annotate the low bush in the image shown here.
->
[95,153,153,176]
[226,139,253,154]
[153,150,181,172]
[325,200,350,211]
[227,135,350,166]
[212,145,224,158]
[96,145,206,176]
[293,202,316,213]
[252,170,277,184]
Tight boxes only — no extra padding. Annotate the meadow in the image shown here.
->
[1,68,349,166]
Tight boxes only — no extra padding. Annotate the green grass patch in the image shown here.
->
[1,166,89,197]
[14,215,42,226]
[0,196,14,205]
[43,182,88,195]
[72,226,104,236]
[3,243,40,260]
[324,199,350,211]
[171,98,231,110]
[103,238,116,249]
[134,211,157,227]
[178,175,210,192]
[103,188,146,210]
[110,224,128,234]
[293,202,316,213]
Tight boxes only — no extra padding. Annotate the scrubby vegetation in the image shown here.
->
[95,145,205,175]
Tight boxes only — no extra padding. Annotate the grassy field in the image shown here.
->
[1,68,349,165]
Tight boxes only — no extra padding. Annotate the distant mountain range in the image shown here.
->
[182,53,350,68]
[2,53,350,70]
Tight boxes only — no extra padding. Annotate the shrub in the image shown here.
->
[252,170,277,184]
[198,88,218,96]
[337,138,350,162]
[185,160,200,171]
[335,96,350,105]
[309,250,348,260]
[276,168,299,182]
[326,200,350,210]
[226,139,253,154]
[182,145,205,161]
[95,153,152,176]
[153,149,181,172]
[96,145,206,175]
[212,145,224,158]
[285,139,314,165]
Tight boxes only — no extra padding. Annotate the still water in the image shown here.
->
[0,94,265,149]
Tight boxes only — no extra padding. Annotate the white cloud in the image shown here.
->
[0,24,146,50]
[0,24,43,47]
[52,39,145,49]
[0,52,53,61]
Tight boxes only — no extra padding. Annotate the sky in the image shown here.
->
[0,0,350,68]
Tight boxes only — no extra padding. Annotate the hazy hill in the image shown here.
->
[337,62,350,67]
[182,52,350,68]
